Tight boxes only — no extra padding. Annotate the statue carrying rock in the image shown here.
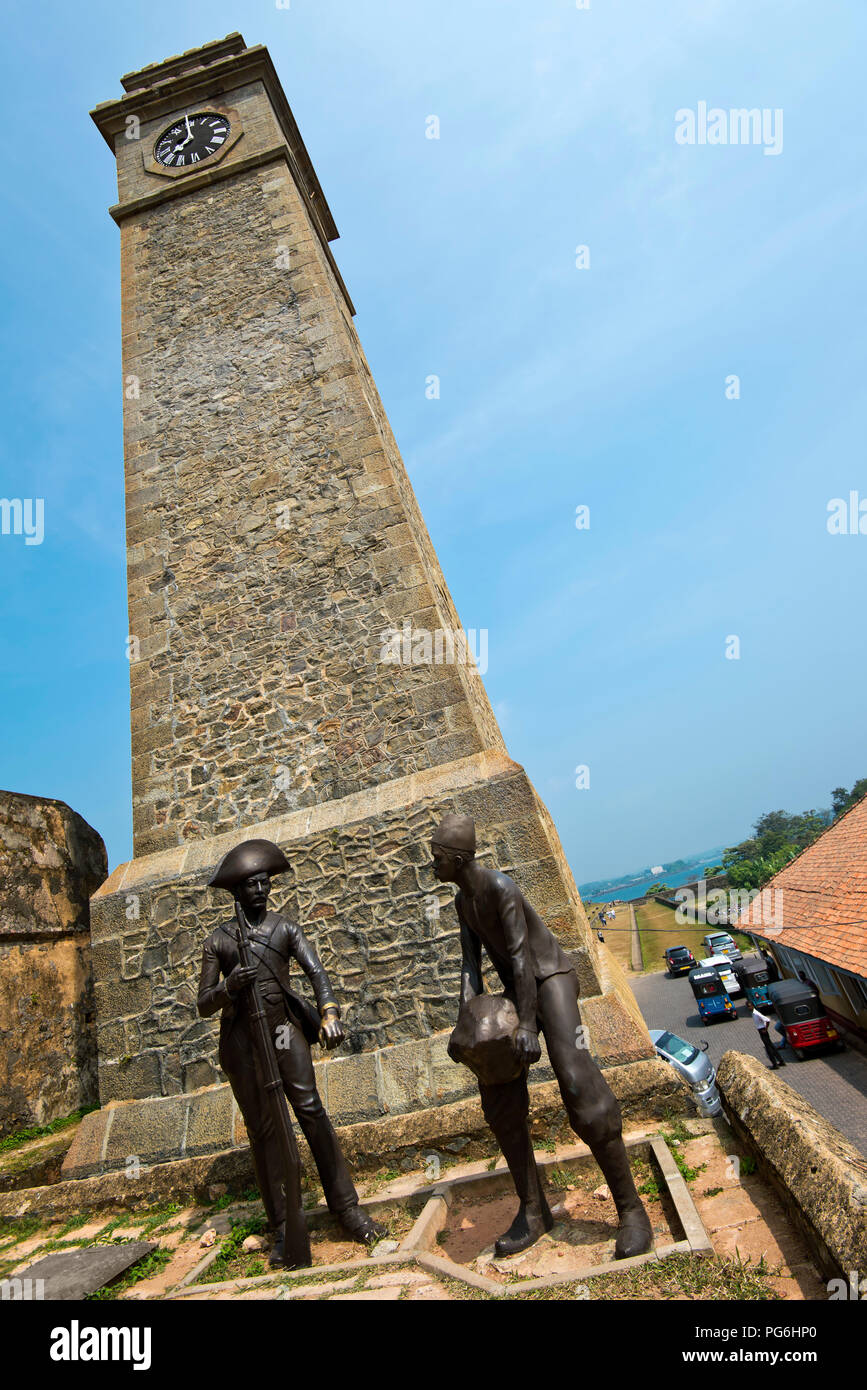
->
[432,813,653,1260]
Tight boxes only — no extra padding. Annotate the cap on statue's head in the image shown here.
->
[207,839,291,893]
[431,813,476,856]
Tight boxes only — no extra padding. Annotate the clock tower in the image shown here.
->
[67,36,661,1180]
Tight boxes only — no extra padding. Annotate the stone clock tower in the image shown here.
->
[67,35,663,1178]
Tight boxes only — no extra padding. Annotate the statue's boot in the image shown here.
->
[480,1077,553,1258]
[494,1196,554,1257]
[590,1135,653,1259]
[339,1204,387,1245]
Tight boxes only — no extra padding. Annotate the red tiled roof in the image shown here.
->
[731,793,867,979]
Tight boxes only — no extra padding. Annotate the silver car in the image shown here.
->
[702,931,742,962]
[649,1027,723,1117]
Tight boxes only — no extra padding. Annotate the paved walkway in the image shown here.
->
[632,970,867,1156]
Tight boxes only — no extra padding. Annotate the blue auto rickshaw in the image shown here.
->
[689,966,737,1024]
[733,956,773,1009]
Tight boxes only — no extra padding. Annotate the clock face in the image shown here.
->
[154,113,231,169]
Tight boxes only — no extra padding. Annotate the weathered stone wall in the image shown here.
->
[0,792,107,1136]
[717,1050,867,1279]
[89,753,614,1105]
[61,1055,678,1184]
[120,82,504,859]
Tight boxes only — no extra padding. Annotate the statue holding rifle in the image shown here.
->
[198,838,383,1267]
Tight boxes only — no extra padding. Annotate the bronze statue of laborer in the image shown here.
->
[432,813,653,1259]
[198,839,383,1262]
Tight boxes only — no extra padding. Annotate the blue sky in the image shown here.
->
[1,1,866,881]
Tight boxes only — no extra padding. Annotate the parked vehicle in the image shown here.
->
[699,954,742,996]
[733,955,774,1009]
[768,979,843,1059]
[664,945,697,977]
[702,930,742,962]
[648,1028,722,1117]
[689,965,737,1023]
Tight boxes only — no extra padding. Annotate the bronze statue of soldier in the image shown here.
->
[432,813,653,1259]
[198,839,383,1263]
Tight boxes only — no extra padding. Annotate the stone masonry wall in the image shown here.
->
[122,141,504,858]
[0,792,107,1135]
[89,754,601,1105]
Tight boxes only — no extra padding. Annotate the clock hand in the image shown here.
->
[172,128,195,154]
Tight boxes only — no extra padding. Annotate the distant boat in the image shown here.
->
[650,865,664,875]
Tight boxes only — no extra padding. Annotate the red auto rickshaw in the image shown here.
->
[768,979,842,1059]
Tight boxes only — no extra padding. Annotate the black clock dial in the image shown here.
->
[154,113,231,168]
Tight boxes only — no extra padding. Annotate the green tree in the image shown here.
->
[831,778,867,817]
[724,846,799,893]
[723,802,833,892]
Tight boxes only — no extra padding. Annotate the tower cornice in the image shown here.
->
[90,36,340,246]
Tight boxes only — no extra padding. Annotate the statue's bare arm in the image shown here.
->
[497,881,542,1063]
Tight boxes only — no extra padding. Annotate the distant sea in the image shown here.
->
[580,848,727,905]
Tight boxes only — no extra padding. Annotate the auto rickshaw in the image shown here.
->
[733,955,773,1009]
[689,965,737,1024]
[767,979,842,1059]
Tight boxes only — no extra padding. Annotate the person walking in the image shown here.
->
[753,1003,785,1068]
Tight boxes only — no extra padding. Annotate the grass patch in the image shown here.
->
[548,1168,573,1190]
[662,1119,694,1145]
[56,1210,98,1237]
[0,1106,97,1155]
[85,1248,172,1301]
[739,1154,757,1177]
[199,1212,270,1283]
[670,1151,706,1184]
[510,1252,782,1301]
[631,1154,660,1199]
[0,1216,44,1243]
[138,1202,183,1235]
[634,900,753,975]
[661,1124,706,1184]
[702,1187,723,1198]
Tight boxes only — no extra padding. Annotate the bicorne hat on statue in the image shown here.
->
[207,839,291,892]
